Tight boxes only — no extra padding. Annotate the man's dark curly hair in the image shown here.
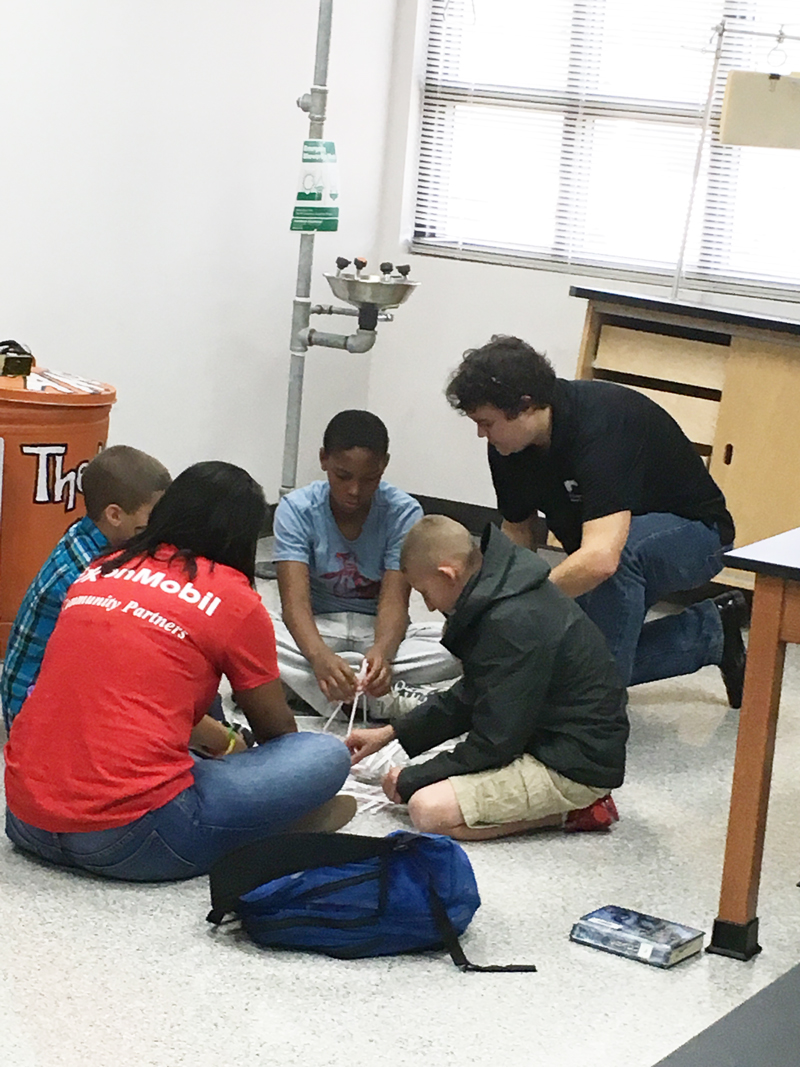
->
[445,335,557,417]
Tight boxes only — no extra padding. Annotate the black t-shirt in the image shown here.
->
[489,378,734,554]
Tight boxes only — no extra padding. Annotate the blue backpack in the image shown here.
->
[207,830,537,972]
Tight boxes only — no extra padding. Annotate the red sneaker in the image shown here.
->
[563,795,619,833]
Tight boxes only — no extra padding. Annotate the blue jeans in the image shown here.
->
[6,731,350,881]
[577,514,729,688]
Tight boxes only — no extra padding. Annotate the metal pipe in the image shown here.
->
[670,22,725,301]
[310,304,394,321]
[301,327,378,354]
[312,303,358,316]
[345,329,378,354]
[279,0,334,498]
[301,328,347,350]
[308,86,328,134]
[280,234,316,494]
[313,0,333,86]
[725,26,800,43]
[280,352,307,489]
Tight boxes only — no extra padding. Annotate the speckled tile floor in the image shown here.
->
[1,543,798,1067]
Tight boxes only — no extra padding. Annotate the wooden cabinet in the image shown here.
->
[570,287,800,588]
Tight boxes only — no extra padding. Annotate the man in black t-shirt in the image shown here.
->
[445,335,747,706]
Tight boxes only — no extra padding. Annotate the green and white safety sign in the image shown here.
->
[291,140,339,232]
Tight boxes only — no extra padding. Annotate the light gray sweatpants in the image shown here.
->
[272,611,462,715]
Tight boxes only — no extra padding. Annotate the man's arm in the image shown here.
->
[276,559,357,702]
[548,511,630,598]
[363,569,412,696]
[233,679,298,744]
[501,517,538,550]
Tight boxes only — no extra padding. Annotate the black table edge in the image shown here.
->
[723,553,800,585]
[569,286,800,337]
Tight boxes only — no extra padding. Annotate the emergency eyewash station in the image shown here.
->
[278,0,418,509]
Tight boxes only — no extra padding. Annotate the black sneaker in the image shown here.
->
[714,590,749,709]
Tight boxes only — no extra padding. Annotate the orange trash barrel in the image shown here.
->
[0,366,116,654]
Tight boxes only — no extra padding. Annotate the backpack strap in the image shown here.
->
[207,832,394,923]
[427,882,538,973]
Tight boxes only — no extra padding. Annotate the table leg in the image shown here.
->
[708,574,786,960]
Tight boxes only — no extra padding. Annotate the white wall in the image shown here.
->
[366,0,800,508]
[0,0,395,496]
[366,255,603,506]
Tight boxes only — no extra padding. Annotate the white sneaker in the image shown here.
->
[368,681,436,723]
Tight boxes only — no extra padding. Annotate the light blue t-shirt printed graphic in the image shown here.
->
[273,480,423,616]
[320,551,381,602]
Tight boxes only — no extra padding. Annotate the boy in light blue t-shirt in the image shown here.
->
[273,410,460,719]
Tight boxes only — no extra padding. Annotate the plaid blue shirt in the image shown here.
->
[1,516,108,731]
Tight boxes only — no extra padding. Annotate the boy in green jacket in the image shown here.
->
[346,516,628,840]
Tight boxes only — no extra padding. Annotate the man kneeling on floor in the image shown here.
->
[346,516,629,840]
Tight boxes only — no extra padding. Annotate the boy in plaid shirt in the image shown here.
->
[1,446,171,732]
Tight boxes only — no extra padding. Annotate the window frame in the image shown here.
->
[410,0,800,304]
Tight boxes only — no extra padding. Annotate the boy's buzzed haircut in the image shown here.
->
[401,514,480,572]
[82,445,171,521]
[322,410,389,456]
[446,335,557,417]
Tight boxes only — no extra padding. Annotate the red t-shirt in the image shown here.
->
[4,549,279,832]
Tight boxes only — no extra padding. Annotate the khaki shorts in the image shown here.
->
[449,754,608,829]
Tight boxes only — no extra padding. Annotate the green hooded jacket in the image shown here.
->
[394,524,629,802]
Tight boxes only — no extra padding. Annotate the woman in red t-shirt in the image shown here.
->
[4,461,352,881]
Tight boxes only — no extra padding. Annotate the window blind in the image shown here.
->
[414,0,800,296]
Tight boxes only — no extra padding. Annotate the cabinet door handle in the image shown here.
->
[724,443,734,465]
